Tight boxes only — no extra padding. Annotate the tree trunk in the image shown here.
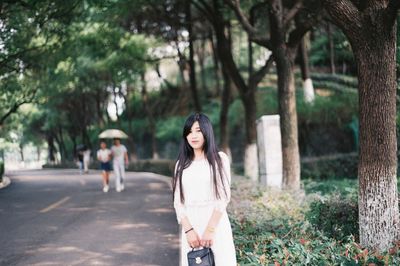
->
[141,72,159,159]
[198,39,208,96]
[125,83,138,161]
[299,36,315,103]
[220,66,232,159]
[212,6,258,180]
[275,48,300,190]
[327,22,336,74]
[47,134,56,163]
[242,90,258,180]
[19,143,24,162]
[186,0,201,112]
[209,32,222,95]
[323,0,400,251]
[356,27,399,252]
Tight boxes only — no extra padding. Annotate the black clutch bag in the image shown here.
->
[187,247,215,266]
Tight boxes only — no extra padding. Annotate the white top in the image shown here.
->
[111,145,127,163]
[174,151,231,224]
[173,151,236,266]
[83,150,91,160]
[97,148,111,163]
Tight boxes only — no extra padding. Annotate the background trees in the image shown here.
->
[0,0,399,253]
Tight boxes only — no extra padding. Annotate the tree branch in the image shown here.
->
[225,0,273,49]
[322,0,363,34]
[287,14,320,50]
[192,0,215,22]
[224,0,259,35]
[283,0,303,29]
[249,55,274,89]
[0,89,37,126]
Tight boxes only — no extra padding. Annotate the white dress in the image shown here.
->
[174,152,237,266]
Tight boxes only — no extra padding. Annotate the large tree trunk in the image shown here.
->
[299,36,315,103]
[356,25,399,252]
[275,48,301,190]
[323,0,400,251]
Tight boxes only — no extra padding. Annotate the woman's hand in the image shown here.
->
[201,229,215,248]
[186,230,201,248]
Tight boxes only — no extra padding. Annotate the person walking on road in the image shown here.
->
[111,138,128,192]
[172,113,237,266]
[83,148,91,174]
[97,140,112,193]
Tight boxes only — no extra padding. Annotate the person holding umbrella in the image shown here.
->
[98,129,129,192]
[111,138,129,192]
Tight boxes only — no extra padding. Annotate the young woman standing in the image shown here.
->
[173,113,236,266]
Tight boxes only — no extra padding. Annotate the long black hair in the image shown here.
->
[173,113,227,204]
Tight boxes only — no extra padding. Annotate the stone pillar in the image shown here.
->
[256,115,283,188]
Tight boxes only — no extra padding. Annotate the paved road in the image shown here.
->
[0,169,179,266]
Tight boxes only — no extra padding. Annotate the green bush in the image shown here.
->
[301,154,358,179]
[305,194,359,241]
[126,159,175,177]
[310,73,358,88]
[0,161,4,182]
[231,178,400,265]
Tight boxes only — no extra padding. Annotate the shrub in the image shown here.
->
[126,159,175,177]
[305,194,359,241]
[230,178,400,265]
[301,154,358,179]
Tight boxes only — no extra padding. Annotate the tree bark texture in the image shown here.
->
[275,47,301,190]
[356,26,399,252]
[324,0,400,251]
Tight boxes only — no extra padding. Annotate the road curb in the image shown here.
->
[0,176,11,189]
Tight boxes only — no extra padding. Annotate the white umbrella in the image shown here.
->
[98,129,128,139]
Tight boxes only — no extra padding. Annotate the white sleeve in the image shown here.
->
[213,152,231,212]
[173,162,187,224]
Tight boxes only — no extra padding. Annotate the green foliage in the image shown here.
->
[306,194,359,241]
[302,178,357,196]
[301,155,358,179]
[230,178,400,265]
[310,25,355,73]
[126,159,175,177]
[156,116,186,143]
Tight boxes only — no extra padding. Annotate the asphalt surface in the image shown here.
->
[0,169,179,266]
